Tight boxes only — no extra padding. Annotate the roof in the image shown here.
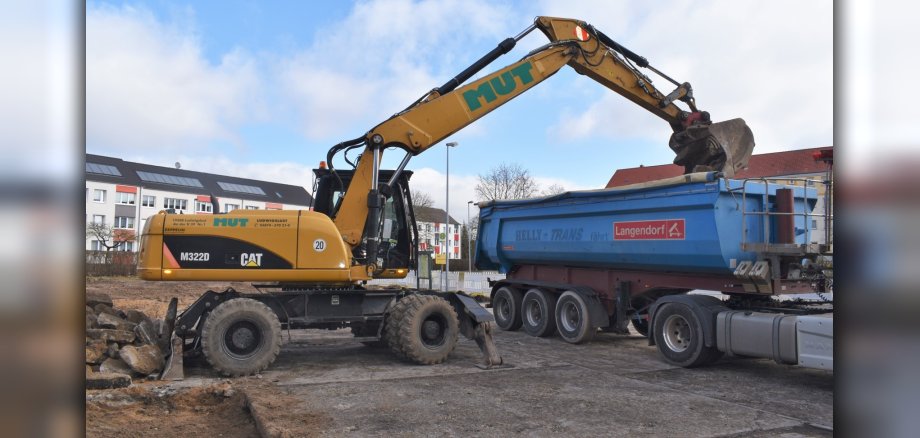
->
[606,146,833,188]
[85,154,312,206]
[414,206,460,225]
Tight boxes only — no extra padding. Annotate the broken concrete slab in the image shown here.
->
[86,292,113,309]
[86,313,97,329]
[119,344,165,376]
[106,342,120,359]
[134,319,158,345]
[86,372,131,390]
[85,340,108,364]
[99,357,135,376]
[93,303,117,316]
[125,309,150,325]
[86,328,136,344]
[96,312,137,331]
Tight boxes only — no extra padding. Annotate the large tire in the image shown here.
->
[521,288,557,337]
[383,294,459,365]
[492,286,523,331]
[555,291,596,344]
[201,298,282,377]
[652,303,722,367]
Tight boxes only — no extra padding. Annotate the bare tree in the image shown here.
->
[86,222,134,251]
[475,163,538,201]
[541,184,566,196]
[411,190,434,208]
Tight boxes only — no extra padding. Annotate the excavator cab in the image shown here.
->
[312,168,417,275]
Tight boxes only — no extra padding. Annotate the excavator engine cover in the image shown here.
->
[669,118,755,177]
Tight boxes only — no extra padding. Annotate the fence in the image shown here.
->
[368,270,505,295]
[86,250,137,276]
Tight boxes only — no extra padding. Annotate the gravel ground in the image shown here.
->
[86,277,833,437]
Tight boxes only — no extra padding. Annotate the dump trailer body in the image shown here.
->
[476,172,817,275]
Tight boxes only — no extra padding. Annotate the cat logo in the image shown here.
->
[240,253,263,267]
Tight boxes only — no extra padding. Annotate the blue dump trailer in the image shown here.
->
[475,172,833,370]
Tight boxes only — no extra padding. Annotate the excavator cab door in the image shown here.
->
[312,168,417,272]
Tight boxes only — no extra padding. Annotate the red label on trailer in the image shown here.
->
[614,219,685,240]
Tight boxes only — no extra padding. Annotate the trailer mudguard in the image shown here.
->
[648,294,729,348]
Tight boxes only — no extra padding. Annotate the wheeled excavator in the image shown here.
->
[136,17,756,378]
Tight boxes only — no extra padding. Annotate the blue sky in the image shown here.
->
[86,0,833,216]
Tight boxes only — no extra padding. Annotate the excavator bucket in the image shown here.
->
[669,118,755,177]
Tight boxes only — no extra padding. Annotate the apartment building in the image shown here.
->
[85,154,312,251]
[413,206,462,260]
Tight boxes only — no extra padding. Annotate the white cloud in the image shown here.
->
[276,0,516,140]
[539,0,833,153]
[87,5,262,153]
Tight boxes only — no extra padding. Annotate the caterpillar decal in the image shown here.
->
[162,235,291,269]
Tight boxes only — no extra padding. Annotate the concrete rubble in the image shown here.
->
[85,293,172,389]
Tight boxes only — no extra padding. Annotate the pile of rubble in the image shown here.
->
[85,292,172,389]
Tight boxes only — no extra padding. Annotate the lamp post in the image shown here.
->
[444,141,458,291]
[467,200,474,273]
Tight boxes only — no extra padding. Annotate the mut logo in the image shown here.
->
[214,218,249,227]
[463,62,535,112]
[241,253,263,267]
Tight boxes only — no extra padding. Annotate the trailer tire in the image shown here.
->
[492,287,523,331]
[522,288,557,337]
[555,291,596,344]
[201,298,282,377]
[631,315,650,337]
[652,303,722,367]
[383,294,459,365]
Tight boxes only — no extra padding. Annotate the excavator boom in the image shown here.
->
[331,16,755,263]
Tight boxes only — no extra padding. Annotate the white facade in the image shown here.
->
[416,220,462,260]
[85,180,310,252]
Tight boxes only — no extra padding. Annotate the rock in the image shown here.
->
[96,312,137,331]
[86,292,113,309]
[99,357,134,376]
[94,303,117,316]
[86,305,94,315]
[86,372,131,390]
[106,342,120,358]
[119,344,165,376]
[86,313,97,329]
[86,329,136,344]
[86,365,92,376]
[134,319,158,345]
[85,339,107,364]
[125,309,150,325]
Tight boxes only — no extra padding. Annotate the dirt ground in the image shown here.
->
[86,277,834,437]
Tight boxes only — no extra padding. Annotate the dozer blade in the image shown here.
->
[669,118,755,177]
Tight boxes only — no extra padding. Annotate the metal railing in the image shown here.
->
[735,176,833,255]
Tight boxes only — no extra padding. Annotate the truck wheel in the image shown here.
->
[555,291,596,344]
[201,298,282,377]
[383,294,459,365]
[492,287,523,331]
[652,303,722,367]
[521,288,557,337]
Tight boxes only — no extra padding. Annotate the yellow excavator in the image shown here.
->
[137,16,755,377]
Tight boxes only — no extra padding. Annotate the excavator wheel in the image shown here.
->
[200,298,282,377]
[383,294,459,365]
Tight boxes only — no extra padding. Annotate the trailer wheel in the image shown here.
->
[652,303,721,367]
[521,288,557,337]
[201,298,282,377]
[555,291,596,344]
[631,314,650,337]
[492,287,523,331]
[383,294,459,365]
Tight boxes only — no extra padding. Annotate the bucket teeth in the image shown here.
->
[670,118,755,177]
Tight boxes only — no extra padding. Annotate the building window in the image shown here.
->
[90,240,104,251]
[195,200,213,213]
[115,192,136,205]
[92,189,106,203]
[114,216,135,229]
[115,241,135,252]
[141,195,156,207]
[163,198,188,210]
[92,214,105,225]
[245,206,259,210]
[224,204,239,212]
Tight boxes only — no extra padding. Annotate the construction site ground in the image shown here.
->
[86,277,834,437]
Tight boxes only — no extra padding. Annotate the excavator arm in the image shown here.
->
[327,16,755,273]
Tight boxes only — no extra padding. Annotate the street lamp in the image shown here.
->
[444,141,458,292]
[467,200,474,273]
